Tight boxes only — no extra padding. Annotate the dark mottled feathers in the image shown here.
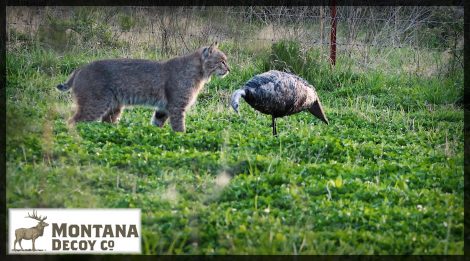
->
[231,70,329,124]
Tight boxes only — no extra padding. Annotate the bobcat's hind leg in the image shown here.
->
[102,105,124,123]
[151,109,169,127]
[68,97,113,125]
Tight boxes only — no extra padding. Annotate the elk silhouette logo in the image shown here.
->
[13,210,49,251]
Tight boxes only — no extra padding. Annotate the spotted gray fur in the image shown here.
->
[57,42,229,132]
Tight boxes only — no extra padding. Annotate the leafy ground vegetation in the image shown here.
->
[6,34,463,254]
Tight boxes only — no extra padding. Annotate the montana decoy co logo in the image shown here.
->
[9,208,142,254]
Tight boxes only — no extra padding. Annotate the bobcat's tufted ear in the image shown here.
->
[209,42,219,52]
[203,42,218,58]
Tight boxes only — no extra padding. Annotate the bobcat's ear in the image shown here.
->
[209,42,218,52]
[202,47,209,58]
[203,42,218,58]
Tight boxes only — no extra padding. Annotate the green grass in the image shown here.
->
[6,41,464,254]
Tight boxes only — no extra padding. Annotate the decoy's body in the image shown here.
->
[231,70,329,135]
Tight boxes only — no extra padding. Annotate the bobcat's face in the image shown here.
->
[202,42,230,78]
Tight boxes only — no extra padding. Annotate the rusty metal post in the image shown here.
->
[330,0,337,66]
[319,6,325,63]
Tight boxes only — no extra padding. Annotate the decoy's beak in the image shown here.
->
[230,102,239,114]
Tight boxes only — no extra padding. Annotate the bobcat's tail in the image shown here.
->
[56,69,80,92]
[56,83,70,91]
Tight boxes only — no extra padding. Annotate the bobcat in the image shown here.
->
[57,42,230,132]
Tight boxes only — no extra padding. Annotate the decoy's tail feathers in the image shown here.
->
[309,99,329,125]
[230,89,246,114]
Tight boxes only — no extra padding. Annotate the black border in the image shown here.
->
[3,0,467,7]
[464,0,470,257]
[2,0,467,259]
[1,0,5,258]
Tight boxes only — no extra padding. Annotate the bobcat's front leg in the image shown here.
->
[169,108,186,132]
[151,110,169,127]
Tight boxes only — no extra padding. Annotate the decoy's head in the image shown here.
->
[201,42,230,78]
[230,89,245,115]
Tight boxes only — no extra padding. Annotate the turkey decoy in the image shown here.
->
[231,70,329,135]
